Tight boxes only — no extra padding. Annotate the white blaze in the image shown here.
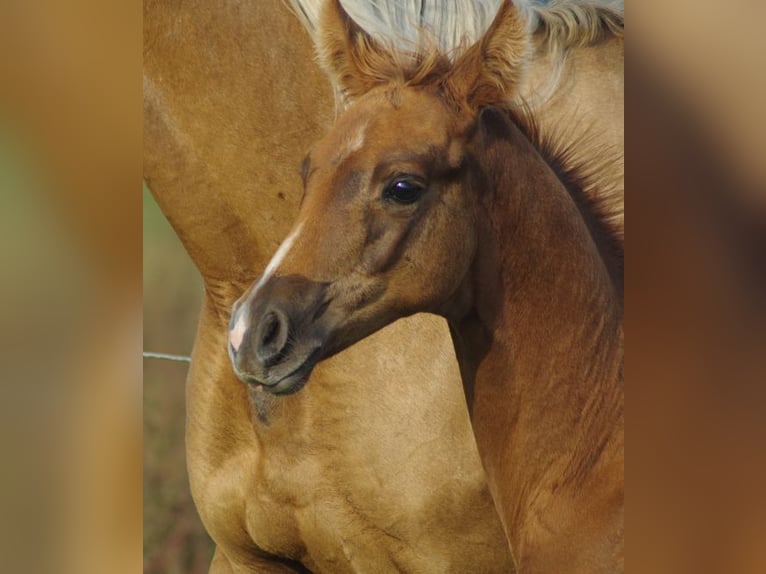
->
[260,221,305,286]
[228,221,305,350]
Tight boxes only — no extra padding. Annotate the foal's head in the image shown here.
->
[229,0,530,393]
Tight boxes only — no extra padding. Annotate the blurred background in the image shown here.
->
[142,185,212,573]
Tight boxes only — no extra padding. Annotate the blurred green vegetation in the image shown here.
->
[143,185,213,573]
[143,182,167,232]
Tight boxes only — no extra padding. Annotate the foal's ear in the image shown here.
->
[317,0,394,102]
[446,1,529,109]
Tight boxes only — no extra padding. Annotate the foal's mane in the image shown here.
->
[503,103,624,293]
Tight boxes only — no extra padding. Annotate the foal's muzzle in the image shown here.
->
[228,275,330,395]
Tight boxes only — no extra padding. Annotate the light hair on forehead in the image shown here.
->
[333,119,369,163]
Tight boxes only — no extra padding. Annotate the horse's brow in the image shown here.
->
[371,146,446,181]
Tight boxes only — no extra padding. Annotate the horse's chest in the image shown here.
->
[241,449,412,572]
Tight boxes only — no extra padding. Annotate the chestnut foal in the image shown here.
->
[229,2,623,571]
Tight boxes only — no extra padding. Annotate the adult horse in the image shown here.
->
[228,0,623,572]
[146,0,622,571]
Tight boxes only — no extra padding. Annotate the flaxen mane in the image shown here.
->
[527,1,623,61]
[286,0,624,93]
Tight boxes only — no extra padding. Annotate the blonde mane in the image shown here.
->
[286,0,623,66]
[527,1,623,58]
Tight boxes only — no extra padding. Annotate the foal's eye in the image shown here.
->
[383,177,424,205]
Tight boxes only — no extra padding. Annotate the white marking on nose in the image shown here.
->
[245,220,305,303]
[229,310,247,352]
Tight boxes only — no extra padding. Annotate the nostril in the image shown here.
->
[261,313,280,347]
[255,309,290,367]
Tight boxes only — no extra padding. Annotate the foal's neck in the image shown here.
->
[451,121,624,569]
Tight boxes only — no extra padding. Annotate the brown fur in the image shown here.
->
[502,104,624,292]
[459,107,624,572]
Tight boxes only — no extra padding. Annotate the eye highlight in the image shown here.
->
[383,176,425,205]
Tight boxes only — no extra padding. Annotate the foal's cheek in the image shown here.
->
[360,231,406,275]
[358,214,413,275]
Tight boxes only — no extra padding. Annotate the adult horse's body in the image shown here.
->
[229,1,623,572]
[146,0,622,571]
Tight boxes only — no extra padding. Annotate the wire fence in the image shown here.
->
[143,352,192,363]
